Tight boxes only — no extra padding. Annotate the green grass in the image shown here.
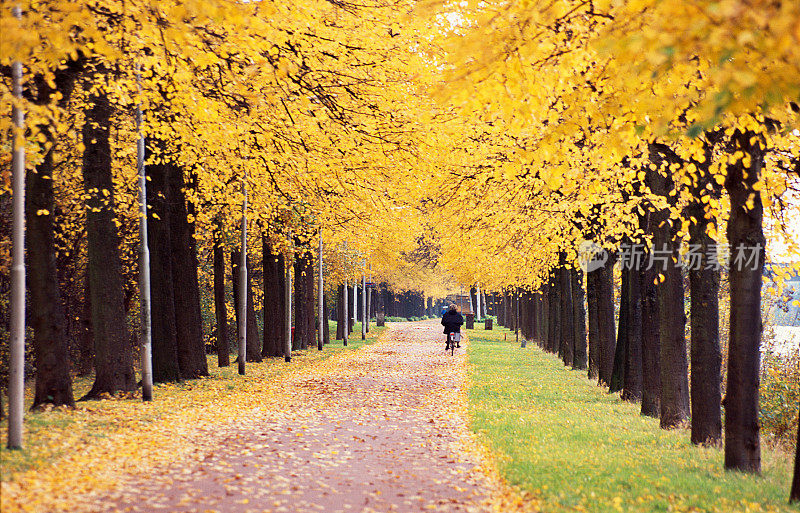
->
[465,326,798,513]
[0,322,384,480]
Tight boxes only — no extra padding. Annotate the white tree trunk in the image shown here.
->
[7,4,26,449]
[237,181,247,375]
[353,281,358,324]
[476,286,482,321]
[318,235,323,351]
[366,284,371,333]
[361,274,367,340]
[284,245,293,362]
[343,279,348,346]
[469,289,475,316]
[135,73,153,401]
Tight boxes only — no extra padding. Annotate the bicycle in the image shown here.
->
[445,332,461,355]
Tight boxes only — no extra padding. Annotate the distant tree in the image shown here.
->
[262,237,285,358]
[213,223,230,367]
[232,250,261,362]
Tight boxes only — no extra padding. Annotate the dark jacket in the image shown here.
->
[441,310,464,334]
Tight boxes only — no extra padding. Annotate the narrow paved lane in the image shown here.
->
[94,321,498,513]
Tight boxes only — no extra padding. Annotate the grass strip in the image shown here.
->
[465,326,796,513]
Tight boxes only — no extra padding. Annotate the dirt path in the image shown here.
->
[90,321,499,513]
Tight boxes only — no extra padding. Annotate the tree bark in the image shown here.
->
[623,265,643,401]
[560,267,575,366]
[77,275,94,376]
[349,284,355,332]
[640,215,661,417]
[724,129,765,472]
[541,284,550,351]
[548,277,562,355]
[609,265,629,394]
[597,255,617,386]
[336,284,345,339]
[26,129,74,408]
[648,144,690,429]
[323,292,331,345]
[306,254,316,346]
[659,230,690,429]
[587,266,601,379]
[498,293,505,326]
[168,167,208,379]
[687,141,722,445]
[293,249,314,350]
[572,269,588,370]
[367,287,373,331]
[213,225,230,367]
[81,90,136,398]
[232,250,262,362]
[145,140,181,383]
[262,237,285,357]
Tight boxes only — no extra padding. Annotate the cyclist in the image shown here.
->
[441,303,464,350]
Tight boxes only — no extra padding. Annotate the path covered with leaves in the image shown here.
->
[3,322,513,513]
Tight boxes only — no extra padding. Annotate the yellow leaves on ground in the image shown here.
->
[1,322,538,513]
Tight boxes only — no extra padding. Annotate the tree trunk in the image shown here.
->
[213,225,230,367]
[361,276,367,340]
[323,292,331,345]
[498,293,505,326]
[77,275,94,376]
[367,287,372,332]
[26,131,74,408]
[336,285,345,340]
[293,249,313,350]
[145,141,181,383]
[168,167,208,379]
[245,265,261,362]
[560,267,575,366]
[623,265,643,402]
[528,292,536,342]
[724,129,765,472]
[541,285,550,351]
[232,250,262,362]
[587,266,601,379]
[659,232,690,429]
[648,144,690,429]
[306,254,316,346]
[597,255,617,386]
[81,90,136,398]
[610,265,629,394]
[549,277,562,355]
[687,142,722,445]
[572,269,588,370]
[640,214,661,417]
[262,238,285,357]
[349,284,355,332]
[376,283,386,326]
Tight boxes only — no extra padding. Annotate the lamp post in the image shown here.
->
[7,3,26,449]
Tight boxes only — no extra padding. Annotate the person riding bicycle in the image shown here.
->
[441,304,464,349]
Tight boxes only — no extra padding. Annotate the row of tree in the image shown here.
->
[419,0,800,503]
[1,0,448,447]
